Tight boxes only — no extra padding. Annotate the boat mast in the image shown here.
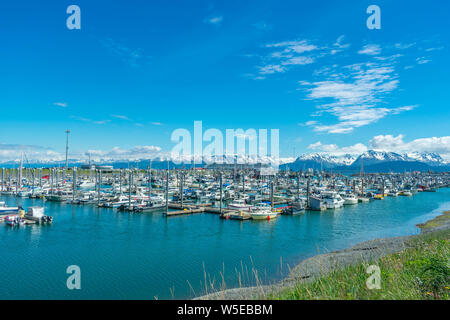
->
[360,158,364,196]
[65,129,70,168]
[18,151,23,193]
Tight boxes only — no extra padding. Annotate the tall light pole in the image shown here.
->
[65,129,70,169]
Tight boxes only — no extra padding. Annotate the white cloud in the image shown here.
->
[424,46,444,52]
[0,144,64,162]
[307,134,450,161]
[331,35,350,55]
[369,134,405,150]
[307,141,368,156]
[204,15,223,26]
[416,57,431,64]
[358,44,381,55]
[394,42,416,50]
[111,114,130,120]
[99,38,150,68]
[283,56,315,66]
[369,134,450,160]
[0,143,166,163]
[86,145,163,161]
[53,102,67,107]
[300,61,417,133]
[266,40,318,53]
[252,37,352,78]
[92,120,110,125]
[258,64,286,75]
[254,39,320,76]
[70,116,112,125]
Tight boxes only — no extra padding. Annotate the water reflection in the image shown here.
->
[0,189,449,299]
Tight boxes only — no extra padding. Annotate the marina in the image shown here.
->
[1,165,449,299]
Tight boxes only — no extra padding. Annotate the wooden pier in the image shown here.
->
[166,208,205,216]
[166,202,244,218]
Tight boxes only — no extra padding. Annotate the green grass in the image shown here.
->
[268,229,450,300]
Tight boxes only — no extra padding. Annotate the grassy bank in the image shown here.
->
[417,210,450,232]
[269,228,449,300]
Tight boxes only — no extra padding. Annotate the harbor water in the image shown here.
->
[1,188,449,299]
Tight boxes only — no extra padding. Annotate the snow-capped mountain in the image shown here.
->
[293,150,447,169]
[406,152,445,166]
[297,153,356,166]
[351,150,408,167]
[352,150,447,167]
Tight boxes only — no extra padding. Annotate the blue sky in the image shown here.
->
[0,0,449,162]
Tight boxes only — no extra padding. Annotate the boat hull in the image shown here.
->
[251,213,278,220]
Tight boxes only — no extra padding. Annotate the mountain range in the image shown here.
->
[285,150,449,173]
[1,150,448,173]
[296,150,446,167]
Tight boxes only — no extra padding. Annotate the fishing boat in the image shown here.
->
[373,194,384,200]
[132,197,166,213]
[46,190,72,202]
[342,193,358,205]
[100,195,130,208]
[282,199,305,215]
[24,207,53,224]
[250,203,278,220]
[227,199,251,211]
[321,191,344,209]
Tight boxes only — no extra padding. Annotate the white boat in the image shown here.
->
[133,197,166,213]
[228,199,251,211]
[46,190,72,202]
[342,193,358,205]
[100,195,130,208]
[18,190,32,197]
[250,203,278,220]
[0,201,20,213]
[321,191,344,209]
[79,180,95,189]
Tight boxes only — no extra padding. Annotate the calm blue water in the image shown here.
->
[1,188,449,299]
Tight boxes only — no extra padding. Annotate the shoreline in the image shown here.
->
[196,210,450,300]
